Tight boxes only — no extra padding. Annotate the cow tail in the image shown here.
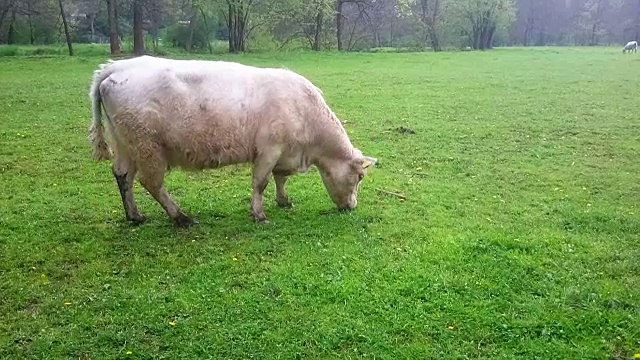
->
[88,60,115,161]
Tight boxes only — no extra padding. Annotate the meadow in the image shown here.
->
[0,47,639,359]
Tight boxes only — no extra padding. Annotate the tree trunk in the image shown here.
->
[199,7,213,54]
[28,14,34,44]
[535,25,545,46]
[133,0,144,56]
[420,0,441,52]
[186,13,197,52]
[336,0,344,51]
[0,7,10,36]
[312,8,323,51]
[472,24,480,49]
[389,14,395,47]
[590,0,603,46]
[57,1,73,55]
[27,1,35,45]
[7,10,15,45]
[90,14,95,43]
[524,16,534,46]
[431,0,441,51]
[429,28,440,51]
[226,2,248,53]
[486,25,496,49]
[107,0,120,54]
[115,1,121,46]
[635,0,640,42]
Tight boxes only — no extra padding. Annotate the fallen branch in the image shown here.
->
[376,188,406,200]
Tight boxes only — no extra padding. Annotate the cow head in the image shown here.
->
[318,149,377,211]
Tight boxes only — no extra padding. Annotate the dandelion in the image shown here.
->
[232,257,238,261]
[169,321,176,326]
[126,350,133,355]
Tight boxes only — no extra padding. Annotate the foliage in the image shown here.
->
[1,48,640,358]
[451,0,516,49]
[2,0,639,51]
[164,19,210,50]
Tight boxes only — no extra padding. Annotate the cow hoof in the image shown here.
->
[252,213,269,223]
[276,200,293,209]
[128,215,147,226]
[173,214,197,228]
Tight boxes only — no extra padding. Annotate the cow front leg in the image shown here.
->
[138,166,196,228]
[251,154,280,223]
[251,174,270,223]
[112,158,146,225]
[273,173,292,208]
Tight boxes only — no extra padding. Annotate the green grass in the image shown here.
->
[0,44,112,57]
[1,47,639,359]
[0,42,231,58]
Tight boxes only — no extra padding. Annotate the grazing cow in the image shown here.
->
[623,41,637,53]
[88,56,376,227]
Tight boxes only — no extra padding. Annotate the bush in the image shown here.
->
[164,21,211,51]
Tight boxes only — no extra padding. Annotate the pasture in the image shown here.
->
[0,48,639,359]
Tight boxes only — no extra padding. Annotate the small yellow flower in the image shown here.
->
[64,302,72,306]
[633,354,640,359]
[232,257,238,261]
[126,351,133,355]
[169,321,176,326]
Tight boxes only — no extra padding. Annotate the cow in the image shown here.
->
[623,41,637,53]
[88,56,377,227]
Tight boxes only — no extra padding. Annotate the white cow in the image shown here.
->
[623,41,637,53]
[88,56,376,227]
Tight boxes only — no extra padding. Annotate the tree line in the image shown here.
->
[1,0,639,55]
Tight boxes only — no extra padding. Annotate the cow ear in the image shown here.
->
[362,156,377,169]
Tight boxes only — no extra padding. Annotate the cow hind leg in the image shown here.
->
[138,164,196,228]
[273,173,292,208]
[112,156,146,225]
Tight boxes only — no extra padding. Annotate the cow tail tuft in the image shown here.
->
[88,60,115,161]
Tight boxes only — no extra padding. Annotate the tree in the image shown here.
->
[0,0,14,34]
[107,0,120,54]
[197,3,214,54]
[335,0,366,51]
[312,0,324,50]
[634,0,640,41]
[577,0,607,45]
[133,0,144,55]
[416,0,443,51]
[454,0,515,50]
[521,0,536,45]
[223,0,252,53]
[58,0,73,55]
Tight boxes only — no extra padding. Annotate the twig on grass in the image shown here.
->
[376,188,406,200]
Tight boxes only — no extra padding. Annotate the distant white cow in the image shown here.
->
[89,56,377,227]
[623,41,637,53]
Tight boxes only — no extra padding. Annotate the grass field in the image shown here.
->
[1,47,639,359]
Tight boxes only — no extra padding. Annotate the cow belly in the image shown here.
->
[273,151,311,176]
[164,136,252,170]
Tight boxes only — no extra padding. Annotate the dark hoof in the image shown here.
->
[128,215,147,226]
[276,200,293,209]
[252,213,270,224]
[173,214,197,228]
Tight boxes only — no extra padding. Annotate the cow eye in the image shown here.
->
[358,174,364,181]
